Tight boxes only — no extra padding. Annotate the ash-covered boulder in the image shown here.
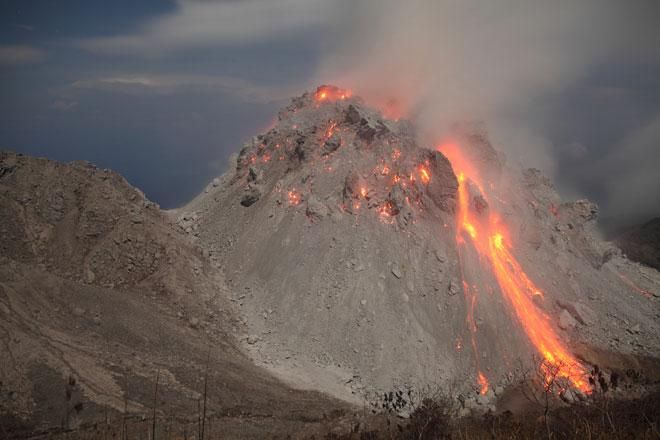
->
[417,149,459,212]
[557,300,597,326]
[240,186,261,207]
[306,195,329,220]
[323,133,342,155]
[344,104,362,125]
[248,166,263,183]
[343,171,365,201]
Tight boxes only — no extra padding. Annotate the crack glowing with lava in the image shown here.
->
[455,170,490,394]
[440,143,591,393]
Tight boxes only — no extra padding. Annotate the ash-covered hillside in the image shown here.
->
[182,86,660,408]
[0,151,350,437]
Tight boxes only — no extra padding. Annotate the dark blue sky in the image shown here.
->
[0,0,325,206]
[1,0,658,226]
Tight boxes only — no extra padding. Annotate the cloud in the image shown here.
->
[79,0,334,54]
[50,99,78,111]
[70,73,295,103]
[0,45,45,65]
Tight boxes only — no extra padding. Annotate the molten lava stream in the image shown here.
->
[616,271,653,298]
[440,143,590,393]
[455,173,490,394]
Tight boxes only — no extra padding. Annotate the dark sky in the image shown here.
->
[1,0,659,228]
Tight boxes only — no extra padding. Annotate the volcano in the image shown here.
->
[180,86,660,405]
[1,86,660,436]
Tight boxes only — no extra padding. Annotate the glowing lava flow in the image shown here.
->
[454,170,489,393]
[440,143,591,393]
[616,272,653,298]
[314,85,352,102]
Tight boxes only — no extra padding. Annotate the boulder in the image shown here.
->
[343,172,364,201]
[448,281,461,296]
[240,187,261,207]
[344,105,362,125]
[247,166,263,183]
[323,133,341,155]
[556,300,596,326]
[558,309,577,330]
[306,196,329,220]
[419,150,458,212]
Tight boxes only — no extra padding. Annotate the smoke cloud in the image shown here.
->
[316,0,660,226]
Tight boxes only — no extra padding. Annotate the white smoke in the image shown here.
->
[315,0,660,222]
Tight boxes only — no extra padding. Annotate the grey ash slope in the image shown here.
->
[182,87,660,404]
[0,151,350,437]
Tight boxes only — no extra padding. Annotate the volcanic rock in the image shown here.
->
[558,309,578,330]
[420,149,459,212]
[240,186,261,206]
[247,166,263,183]
[306,195,329,220]
[323,133,342,155]
[557,300,597,326]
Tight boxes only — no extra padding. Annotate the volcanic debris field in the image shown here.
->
[1,85,660,438]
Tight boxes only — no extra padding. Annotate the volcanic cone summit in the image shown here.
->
[181,85,660,404]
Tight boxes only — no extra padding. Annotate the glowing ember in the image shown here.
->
[440,143,591,393]
[287,190,301,206]
[314,85,352,103]
[477,371,490,395]
[549,203,559,217]
[419,167,430,184]
[323,121,338,141]
[360,187,368,198]
[378,201,397,223]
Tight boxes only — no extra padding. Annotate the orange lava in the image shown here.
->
[315,85,352,102]
[419,167,430,184]
[439,143,590,393]
[478,371,490,395]
[324,121,338,140]
[617,272,653,298]
[287,190,301,206]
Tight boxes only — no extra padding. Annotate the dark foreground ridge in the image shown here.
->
[0,150,352,438]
